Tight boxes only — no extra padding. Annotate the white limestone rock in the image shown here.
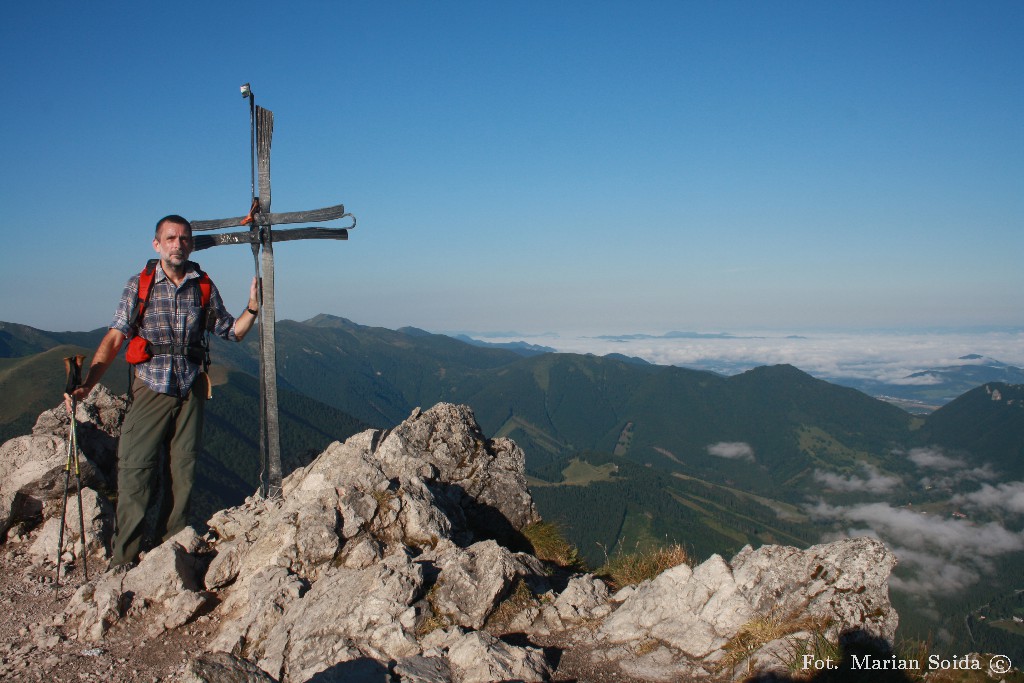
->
[373,404,541,537]
[212,565,308,659]
[64,572,125,642]
[553,574,612,623]
[1,386,125,540]
[63,526,211,641]
[595,537,899,681]
[600,554,752,658]
[441,628,551,683]
[256,551,424,682]
[427,539,530,630]
[731,535,899,641]
[28,487,113,564]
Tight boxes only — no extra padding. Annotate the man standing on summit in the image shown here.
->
[67,215,259,568]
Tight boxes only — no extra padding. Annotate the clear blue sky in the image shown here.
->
[2,1,1021,334]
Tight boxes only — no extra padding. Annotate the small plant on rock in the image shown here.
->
[634,638,662,657]
[720,609,832,677]
[485,577,538,632]
[417,581,453,637]
[597,542,690,590]
[371,487,397,513]
[522,521,584,570]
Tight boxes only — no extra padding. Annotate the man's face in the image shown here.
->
[153,221,193,269]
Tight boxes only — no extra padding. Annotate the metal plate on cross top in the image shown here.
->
[192,87,356,498]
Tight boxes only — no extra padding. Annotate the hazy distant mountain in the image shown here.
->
[905,354,1024,389]
[4,319,1017,493]
[0,321,107,359]
[833,354,1024,412]
[593,331,755,341]
[2,316,912,492]
[7,316,1012,492]
[602,353,651,366]
[450,334,556,356]
[917,381,1024,480]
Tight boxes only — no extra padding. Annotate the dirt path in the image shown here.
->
[0,538,211,682]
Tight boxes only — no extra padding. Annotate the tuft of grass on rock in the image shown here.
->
[485,577,538,632]
[522,521,585,570]
[417,581,452,637]
[597,543,690,590]
[633,638,662,657]
[722,609,832,675]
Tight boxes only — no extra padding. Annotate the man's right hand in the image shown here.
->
[64,385,92,414]
[64,328,127,415]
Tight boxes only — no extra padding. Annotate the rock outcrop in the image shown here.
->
[1,391,903,682]
[200,404,547,681]
[595,537,897,680]
[64,526,212,641]
[1,385,124,555]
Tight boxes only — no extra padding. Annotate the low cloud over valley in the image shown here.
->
[812,464,902,494]
[807,446,1024,600]
[706,442,755,461]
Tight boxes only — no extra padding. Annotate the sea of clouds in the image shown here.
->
[477,328,1024,383]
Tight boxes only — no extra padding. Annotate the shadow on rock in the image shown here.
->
[306,657,390,682]
[500,631,564,671]
[444,482,533,552]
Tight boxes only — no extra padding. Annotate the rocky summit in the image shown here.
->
[1,387,900,682]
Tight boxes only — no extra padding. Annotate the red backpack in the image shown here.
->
[124,259,213,365]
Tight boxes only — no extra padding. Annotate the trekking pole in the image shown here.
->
[56,355,89,594]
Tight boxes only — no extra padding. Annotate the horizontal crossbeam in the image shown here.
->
[193,227,348,251]
[191,203,352,231]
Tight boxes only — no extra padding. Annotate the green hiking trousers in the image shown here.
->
[110,377,205,566]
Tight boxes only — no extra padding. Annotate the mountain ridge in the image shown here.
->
[1,317,1022,659]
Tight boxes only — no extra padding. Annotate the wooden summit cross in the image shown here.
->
[191,84,356,498]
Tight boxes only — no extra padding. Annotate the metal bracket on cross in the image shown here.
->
[192,84,356,498]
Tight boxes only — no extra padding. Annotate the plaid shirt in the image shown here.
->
[111,262,239,397]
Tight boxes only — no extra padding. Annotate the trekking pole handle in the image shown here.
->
[64,355,85,395]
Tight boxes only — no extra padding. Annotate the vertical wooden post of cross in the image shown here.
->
[254,105,283,495]
[191,90,356,498]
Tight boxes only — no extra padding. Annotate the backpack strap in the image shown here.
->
[188,262,214,326]
[125,259,158,403]
[188,262,215,374]
[127,259,160,331]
